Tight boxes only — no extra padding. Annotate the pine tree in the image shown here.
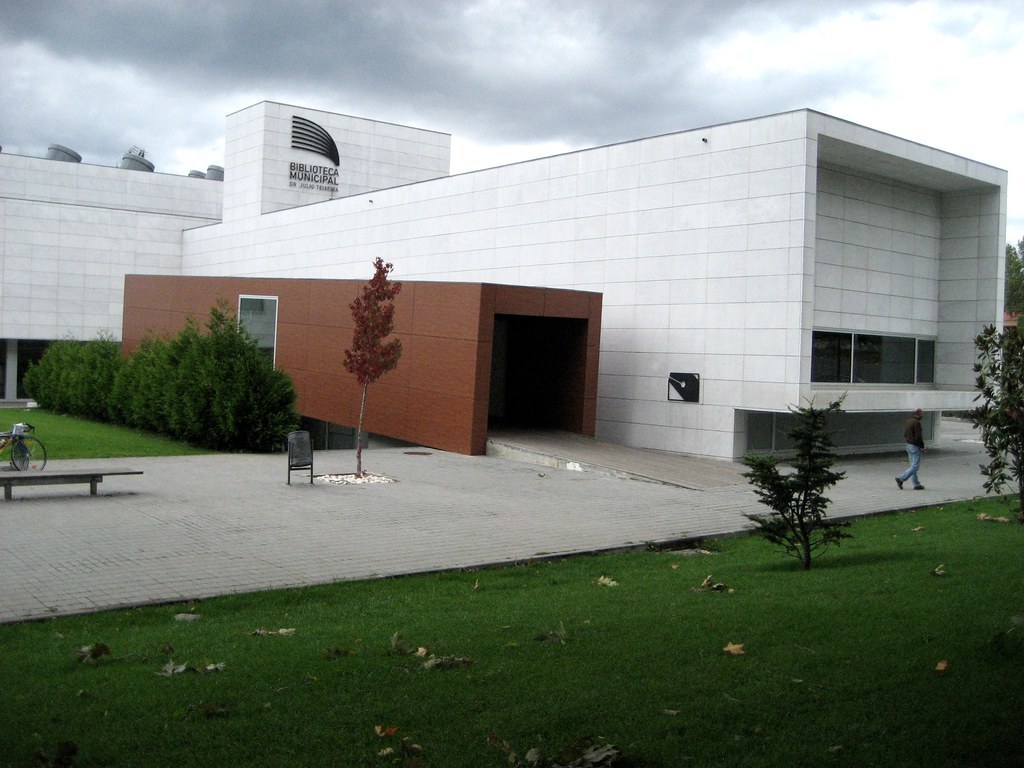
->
[343,258,402,477]
[742,398,850,570]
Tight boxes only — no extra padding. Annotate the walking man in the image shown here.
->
[896,408,925,490]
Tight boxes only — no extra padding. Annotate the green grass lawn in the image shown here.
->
[1,499,1022,767]
[0,408,210,460]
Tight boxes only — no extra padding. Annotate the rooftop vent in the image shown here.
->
[46,144,82,163]
[205,164,224,181]
[188,170,206,178]
[119,146,154,172]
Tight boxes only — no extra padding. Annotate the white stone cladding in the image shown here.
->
[222,101,451,220]
[0,153,221,341]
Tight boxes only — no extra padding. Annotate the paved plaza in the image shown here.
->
[0,420,1006,624]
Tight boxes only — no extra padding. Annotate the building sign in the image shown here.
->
[668,372,700,402]
[290,116,339,193]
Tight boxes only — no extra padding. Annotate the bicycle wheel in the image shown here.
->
[11,436,47,471]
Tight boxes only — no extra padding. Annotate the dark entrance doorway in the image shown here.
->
[488,315,589,432]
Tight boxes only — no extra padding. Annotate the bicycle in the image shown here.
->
[0,422,48,471]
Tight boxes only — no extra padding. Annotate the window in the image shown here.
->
[811,331,852,383]
[853,334,916,384]
[811,330,934,385]
[916,340,935,384]
[238,296,278,364]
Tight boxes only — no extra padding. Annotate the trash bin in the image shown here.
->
[286,430,313,485]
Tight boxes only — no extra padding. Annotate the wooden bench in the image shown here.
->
[1,468,144,500]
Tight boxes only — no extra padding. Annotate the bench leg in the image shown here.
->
[90,479,99,495]
[3,485,10,501]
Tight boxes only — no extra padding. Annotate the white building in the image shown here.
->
[0,101,1008,459]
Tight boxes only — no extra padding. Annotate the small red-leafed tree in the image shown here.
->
[344,258,402,477]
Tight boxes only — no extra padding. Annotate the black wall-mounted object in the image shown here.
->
[668,372,700,402]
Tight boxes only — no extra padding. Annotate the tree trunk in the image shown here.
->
[356,382,368,477]
[800,540,812,570]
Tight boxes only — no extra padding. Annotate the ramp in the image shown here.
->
[486,429,746,490]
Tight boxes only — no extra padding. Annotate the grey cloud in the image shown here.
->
[0,0,892,150]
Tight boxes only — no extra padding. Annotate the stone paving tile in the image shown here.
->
[0,422,1010,624]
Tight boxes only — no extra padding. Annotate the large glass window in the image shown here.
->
[238,296,278,364]
[811,332,852,383]
[811,330,934,385]
[853,334,916,384]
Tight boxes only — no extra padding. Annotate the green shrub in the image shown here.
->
[109,336,174,432]
[21,339,71,411]
[134,305,298,451]
[27,306,299,452]
[23,336,124,421]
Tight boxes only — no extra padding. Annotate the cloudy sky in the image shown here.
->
[2,0,1021,243]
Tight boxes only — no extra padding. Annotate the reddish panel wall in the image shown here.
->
[122,275,601,455]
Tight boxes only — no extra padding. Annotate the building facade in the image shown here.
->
[1,101,1009,458]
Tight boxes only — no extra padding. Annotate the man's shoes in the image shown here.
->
[895,477,904,489]
[914,485,925,490]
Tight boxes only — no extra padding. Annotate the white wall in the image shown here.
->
[0,153,221,340]
[222,101,451,221]
[814,166,942,337]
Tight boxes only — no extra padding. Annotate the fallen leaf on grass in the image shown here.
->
[156,660,190,676]
[696,574,732,592]
[156,660,224,676]
[723,642,745,656]
[250,628,295,637]
[174,613,201,622]
[932,564,947,576]
[597,575,618,587]
[662,709,680,716]
[375,725,398,737]
[911,526,925,532]
[76,643,111,663]
[978,513,1011,524]
[557,740,620,766]
[421,654,473,670]
[935,660,949,673]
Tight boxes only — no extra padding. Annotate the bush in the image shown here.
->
[23,336,124,421]
[152,308,295,451]
[27,306,299,452]
[109,336,174,433]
